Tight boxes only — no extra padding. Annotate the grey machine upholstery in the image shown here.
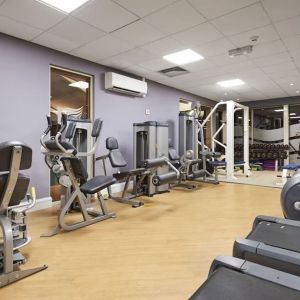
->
[0,141,47,288]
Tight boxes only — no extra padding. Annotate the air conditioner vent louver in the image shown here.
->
[159,66,189,77]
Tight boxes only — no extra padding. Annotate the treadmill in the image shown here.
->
[189,256,300,300]
[233,215,300,276]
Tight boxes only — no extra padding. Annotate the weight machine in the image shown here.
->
[201,100,250,180]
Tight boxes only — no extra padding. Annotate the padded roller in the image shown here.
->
[143,157,167,169]
[192,169,206,178]
[152,172,177,186]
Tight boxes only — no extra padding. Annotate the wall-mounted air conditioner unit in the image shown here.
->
[105,72,148,97]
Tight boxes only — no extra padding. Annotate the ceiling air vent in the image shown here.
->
[158,66,189,77]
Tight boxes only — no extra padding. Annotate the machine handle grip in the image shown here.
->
[31,186,36,200]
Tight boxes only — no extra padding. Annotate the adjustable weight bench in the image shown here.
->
[0,141,47,287]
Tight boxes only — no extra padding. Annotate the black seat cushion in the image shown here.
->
[44,139,77,155]
[169,148,180,161]
[0,173,30,206]
[80,176,116,194]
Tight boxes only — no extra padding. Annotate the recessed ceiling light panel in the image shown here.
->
[163,49,204,66]
[36,0,89,13]
[217,79,245,87]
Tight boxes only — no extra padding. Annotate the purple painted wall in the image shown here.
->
[0,33,215,198]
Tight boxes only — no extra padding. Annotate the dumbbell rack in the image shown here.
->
[234,144,289,171]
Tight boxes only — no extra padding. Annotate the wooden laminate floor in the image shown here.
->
[1,183,282,300]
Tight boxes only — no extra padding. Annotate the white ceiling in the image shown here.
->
[0,0,300,102]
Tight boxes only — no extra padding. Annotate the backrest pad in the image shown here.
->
[92,118,102,138]
[0,141,32,171]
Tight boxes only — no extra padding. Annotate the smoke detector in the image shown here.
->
[228,45,253,57]
[158,66,189,77]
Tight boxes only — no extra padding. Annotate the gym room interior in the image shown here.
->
[1,0,300,299]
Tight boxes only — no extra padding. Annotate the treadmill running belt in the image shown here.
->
[248,221,300,253]
[189,267,300,300]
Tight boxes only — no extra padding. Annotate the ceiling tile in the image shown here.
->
[73,0,138,33]
[253,52,293,68]
[262,88,288,98]
[123,65,151,76]
[48,16,106,45]
[145,0,206,35]
[261,61,298,75]
[188,0,257,19]
[32,32,79,52]
[221,60,257,74]
[99,56,131,70]
[71,34,134,61]
[247,40,286,59]
[141,37,185,56]
[138,58,175,71]
[183,59,216,72]
[100,48,157,66]
[282,36,300,52]
[0,15,42,40]
[0,0,65,30]
[275,16,300,38]
[262,0,300,22]
[194,38,235,57]
[112,20,164,47]
[172,22,223,46]
[229,25,280,47]
[268,69,299,80]
[208,52,248,66]
[212,4,270,36]
[113,0,177,17]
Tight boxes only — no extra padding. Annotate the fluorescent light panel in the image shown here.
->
[163,49,204,65]
[217,79,245,87]
[36,0,89,13]
[274,109,283,112]
[69,81,89,89]
[290,113,296,116]
[291,116,300,119]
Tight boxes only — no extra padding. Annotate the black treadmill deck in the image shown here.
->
[248,221,300,253]
[189,267,300,300]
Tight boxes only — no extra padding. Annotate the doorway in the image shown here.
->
[49,66,93,200]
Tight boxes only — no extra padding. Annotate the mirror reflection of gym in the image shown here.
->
[50,67,92,200]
